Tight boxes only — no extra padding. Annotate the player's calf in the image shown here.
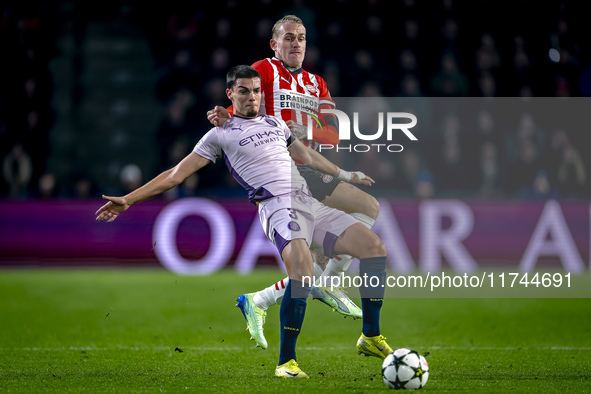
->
[333,225,388,346]
[278,239,313,367]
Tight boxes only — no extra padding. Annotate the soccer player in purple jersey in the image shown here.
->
[96,65,393,378]
[208,16,382,349]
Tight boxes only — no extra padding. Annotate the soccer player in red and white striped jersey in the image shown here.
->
[247,56,339,154]
[208,15,382,353]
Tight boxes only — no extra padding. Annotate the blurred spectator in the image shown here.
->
[180,173,199,197]
[430,52,469,96]
[155,87,199,171]
[516,112,545,157]
[203,77,227,110]
[441,18,459,46]
[322,62,341,97]
[210,47,231,74]
[255,17,273,44]
[557,145,586,194]
[402,19,420,47]
[355,81,387,103]
[430,113,473,192]
[395,149,424,194]
[473,107,503,149]
[518,84,533,99]
[398,73,422,96]
[438,17,460,62]
[414,169,435,200]
[548,129,586,197]
[322,19,346,64]
[344,50,381,95]
[168,138,191,169]
[120,164,142,194]
[476,109,494,137]
[37,173,58,199]
[478,141,501,198]
[555,75,571,97]
[2,143,33,198]
[522,169,560,200]
[69,171,99,199]
[475,34,501,73]
[165,11,199,47]
[156,49,201,103]
[366,14,383,37]
[302,44,320,74]
[75,178,93,199]
[476,72,497,97]
[215,18,231,42]
[506,139,542,196]
[513,36,531,81]
[164,172,200,200]
[400,49,418,73]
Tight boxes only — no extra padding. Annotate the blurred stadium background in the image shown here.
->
[0,0,590,272]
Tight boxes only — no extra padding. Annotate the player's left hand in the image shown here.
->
[350,172,375,186]
[95,195,130,223]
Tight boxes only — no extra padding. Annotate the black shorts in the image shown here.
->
[297,165,342,201]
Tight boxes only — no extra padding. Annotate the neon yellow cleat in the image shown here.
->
[275,359,309,378]
[236,293,267,349]
[311,286,362,319]
[356,333,393,359]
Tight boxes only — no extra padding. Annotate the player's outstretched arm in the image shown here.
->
[95,152,211,223]
[288,139,374,186]
[206,106,231,127]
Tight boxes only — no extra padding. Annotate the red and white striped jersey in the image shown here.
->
[229,57,339,154]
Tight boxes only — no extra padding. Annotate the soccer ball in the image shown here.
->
[382,348,429,390]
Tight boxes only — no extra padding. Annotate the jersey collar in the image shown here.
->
[274,57,302,75]
[233,114,261,120]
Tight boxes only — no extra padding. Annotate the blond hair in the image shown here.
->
[272,15,304,39]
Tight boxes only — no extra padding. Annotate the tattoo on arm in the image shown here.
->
[291,123,308,140]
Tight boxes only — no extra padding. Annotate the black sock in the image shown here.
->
[278,279,311,365]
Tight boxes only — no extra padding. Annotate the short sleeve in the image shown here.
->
[193,128,222,163]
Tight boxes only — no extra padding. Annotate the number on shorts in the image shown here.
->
[288,209,298,220]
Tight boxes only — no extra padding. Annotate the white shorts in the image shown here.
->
[258,191,358,258]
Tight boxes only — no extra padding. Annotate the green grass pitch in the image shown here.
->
[1,268,590,393]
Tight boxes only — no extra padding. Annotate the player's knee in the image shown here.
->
[355,235,386,260]
[359,195,380,220]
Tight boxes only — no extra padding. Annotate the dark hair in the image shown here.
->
[226,65,261,89]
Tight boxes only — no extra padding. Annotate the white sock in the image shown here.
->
[313,260,324,286]
[322,212,376,279]
[252,277,289,310]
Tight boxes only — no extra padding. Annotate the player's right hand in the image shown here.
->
[207,106,231,127]
[350,172,375,187]
[95,195,130,223]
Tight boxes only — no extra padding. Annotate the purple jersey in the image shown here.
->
[194,115,309,204]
